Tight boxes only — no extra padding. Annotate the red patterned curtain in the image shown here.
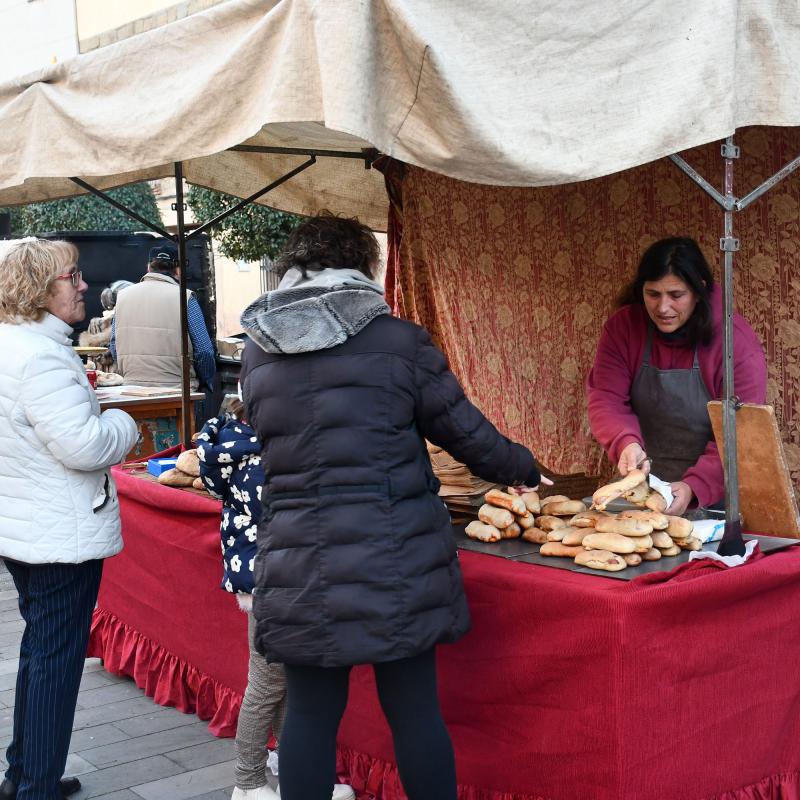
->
[384,126,800,481]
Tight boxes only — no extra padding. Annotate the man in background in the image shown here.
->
[111,242,215,391]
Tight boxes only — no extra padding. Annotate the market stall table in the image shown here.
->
[89,467,800,800]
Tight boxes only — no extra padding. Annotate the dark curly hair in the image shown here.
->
[273,212,379,280]
[618,237,714,347]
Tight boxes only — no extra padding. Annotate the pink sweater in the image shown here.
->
[587,285,767,507]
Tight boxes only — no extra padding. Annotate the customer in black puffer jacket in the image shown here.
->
[239,214,545,800]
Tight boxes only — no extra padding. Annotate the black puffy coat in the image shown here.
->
[241,310,538,667]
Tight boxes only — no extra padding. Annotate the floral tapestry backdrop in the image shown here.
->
[387,127,800,483]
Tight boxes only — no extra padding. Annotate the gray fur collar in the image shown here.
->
[240,269,390,355]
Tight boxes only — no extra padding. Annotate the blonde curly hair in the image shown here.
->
[0,238,79,323]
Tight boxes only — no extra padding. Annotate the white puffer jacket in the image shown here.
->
[0,314,138,563]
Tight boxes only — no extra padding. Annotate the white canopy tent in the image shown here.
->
[2,0,800,553]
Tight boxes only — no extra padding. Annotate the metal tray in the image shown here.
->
[453,525,799,581]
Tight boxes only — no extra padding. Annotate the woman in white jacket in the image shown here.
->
[0,238,138,800]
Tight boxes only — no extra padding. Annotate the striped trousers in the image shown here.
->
[3,559,103,800]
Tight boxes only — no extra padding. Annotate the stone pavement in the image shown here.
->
[0,561,280,800]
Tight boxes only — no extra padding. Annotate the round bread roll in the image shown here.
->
[521,491,541,514]
[465,521,502,543]
[679,536,702,551]
[645,491,668,512]
[574,549,627,572]
[516,512,537,529]
[632,534,653,554]
[570,509,607,528]
[659,543,681,556]
[176,449,201,477]
[521,527,549,544]
[642,547,662,561]
[594,517,654,537]
[623,553,642,566]
[484,488,527,515]
[536,515,567,532]
[561,527,590,546]
[581,532,636,554]
[478,504,514,529]
[158,468,195,487]
[96,371,124,387]
[541,499,587,517]
[650,531,673,549]
[617,509,669,530]
[540,542,584,558]
[667,516,694,540]
[501,522,522,540]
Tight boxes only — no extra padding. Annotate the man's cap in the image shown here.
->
[148,242,179,265]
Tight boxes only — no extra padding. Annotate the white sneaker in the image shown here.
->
[275,784,355,800]
[232,785,280,800]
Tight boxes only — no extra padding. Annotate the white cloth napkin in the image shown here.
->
[688,539,758,567]
[647,474,674,509]
[691,519,726,544]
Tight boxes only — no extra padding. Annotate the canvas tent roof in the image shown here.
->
[1,0,799,229]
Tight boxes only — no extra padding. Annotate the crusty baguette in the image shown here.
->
[175,449,201,477]
[541,500,587,517]
[667,516,694,540]
[484,489,527,515]
[465,521,502,542]
[617,509,669,530]
[501,522,522,540]
[581,532,636,554]
[591,469,647,510]
[537,515,568,532]
[478,504,514,529]
[158,468,196,487]
[540,542,584,558]
[561,527,590,546]
[574,549,627,572]
[521,491,541,514]
[521,527,549,544]
[594,517,654,537]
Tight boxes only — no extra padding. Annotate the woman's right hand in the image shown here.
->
[617,442,649,477]
[509,475,554,495]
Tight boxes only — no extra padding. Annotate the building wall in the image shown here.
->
[0,0,77,80]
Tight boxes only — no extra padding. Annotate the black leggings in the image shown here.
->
[279,648,457,800]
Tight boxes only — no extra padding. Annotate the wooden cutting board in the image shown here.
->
[708,401,800,537]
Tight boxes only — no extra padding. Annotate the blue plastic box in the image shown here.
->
[147,457,179,477]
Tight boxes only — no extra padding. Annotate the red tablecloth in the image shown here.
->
[91,467,800,799]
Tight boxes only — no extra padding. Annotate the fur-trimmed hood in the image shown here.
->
[240,267,390,354]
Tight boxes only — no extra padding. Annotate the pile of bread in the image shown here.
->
[464,468,702,572]
[157,449,207,492]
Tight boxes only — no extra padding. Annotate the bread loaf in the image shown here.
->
[478,504,514,529]
[175,449,201,477]
[659,543,681,556]
[561,527,590,546]
[521,527,549,544]
[581,532,636,554]
[591,469,647,510]
[540,494,569,506]
[521,491,541,514]
[485,489,526,515]
[650,531,673,549]
[574,549,627,572]
[541,500,587,517]
[594,517,654,537]
[515,512,537,530]
[644,491,668,512]
[617,509,669,530]
[501,522,522,539]
[631,534,653,554]
[192,477,205,490]
[622,481,650,505]
[623,553,642,566]
[546,527,568,542]
[158,468,196,487]
[536,515,567,532]
[570,509,607,528]
[667,516,694,540]
[679,536,702,551]
[540,542,584,558]
[465,521,502,543]
[642,547,662,561]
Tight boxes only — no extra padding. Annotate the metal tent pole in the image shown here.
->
[173,162,193,449]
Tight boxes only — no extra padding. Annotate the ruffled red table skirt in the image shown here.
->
[91,466,800,799]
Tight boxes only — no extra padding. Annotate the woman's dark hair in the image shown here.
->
[618,237,714,346]
[273,212,379,280]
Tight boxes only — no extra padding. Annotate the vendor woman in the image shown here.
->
[587,237,767,516]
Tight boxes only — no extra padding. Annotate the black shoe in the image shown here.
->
[0,776,81,798]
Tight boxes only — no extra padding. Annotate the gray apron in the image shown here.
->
[630,326,713,482]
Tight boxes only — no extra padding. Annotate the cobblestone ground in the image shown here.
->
[0,560,277,800]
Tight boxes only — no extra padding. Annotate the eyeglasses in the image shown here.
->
[54,268,83,288]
